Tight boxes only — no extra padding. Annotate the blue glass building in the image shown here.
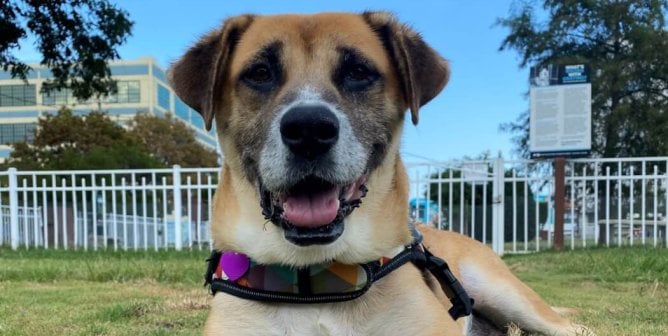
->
[0,57,218,162]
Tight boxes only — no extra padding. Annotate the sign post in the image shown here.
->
[553,157,565,250]
[529,64,592,250]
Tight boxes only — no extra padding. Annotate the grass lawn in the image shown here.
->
[0,246,666,335]
[0,249,209,336]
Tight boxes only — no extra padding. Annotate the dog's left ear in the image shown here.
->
[362,12,449,125]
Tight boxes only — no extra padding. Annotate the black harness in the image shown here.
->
[204,232,474,320]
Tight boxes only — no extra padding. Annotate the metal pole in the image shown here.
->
[9,168,20,250]
[172,165,182,251]
[492,157,505,255]
[554,157,566,250]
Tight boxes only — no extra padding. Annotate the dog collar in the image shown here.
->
[204,231,474,320]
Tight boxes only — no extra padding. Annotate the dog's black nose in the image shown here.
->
[280,105,339,160]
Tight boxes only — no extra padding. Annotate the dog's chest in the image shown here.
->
[276,306,362,335]
[208,292,409,335]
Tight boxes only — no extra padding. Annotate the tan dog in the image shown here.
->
[170,12,589,336]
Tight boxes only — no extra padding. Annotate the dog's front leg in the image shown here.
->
[204,295,284,336]
[362,267,468,336]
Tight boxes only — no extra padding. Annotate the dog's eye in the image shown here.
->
[244,64,273,83]
[338,51,379,92]
[345,64,373,82]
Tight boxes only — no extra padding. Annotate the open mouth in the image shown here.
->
[260,175,368,246]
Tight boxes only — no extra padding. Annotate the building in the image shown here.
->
[0,57,217,162]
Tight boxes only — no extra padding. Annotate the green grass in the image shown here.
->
[504,247,668,335]
[0,247,666,335]
[0,249,210,336]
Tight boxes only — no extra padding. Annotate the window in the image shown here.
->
[0,123,37,144]
[43,81,141,106]
[192,115,204,130]
[0,85,37,106]
[43,88,74,106]
[152,64,167,82]
[157,84,170,110]
[105,80,141,104]
[110,64,148,76]
[174,98,189,121]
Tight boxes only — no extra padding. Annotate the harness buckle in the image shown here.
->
[423,249,474,320]
[205,250,222,293]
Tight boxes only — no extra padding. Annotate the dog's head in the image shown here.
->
[170,12,448,265]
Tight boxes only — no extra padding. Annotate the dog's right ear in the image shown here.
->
[169,15,254,131]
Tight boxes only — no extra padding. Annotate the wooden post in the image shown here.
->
[554,157,566,250]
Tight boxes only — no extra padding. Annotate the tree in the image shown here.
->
[0,0,133,100]
[128,112,218,168]
[498,0,668,158]
[2,110,219,170]
[2,108,161,170]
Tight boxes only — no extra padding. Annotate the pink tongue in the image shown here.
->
[283,188,340,228]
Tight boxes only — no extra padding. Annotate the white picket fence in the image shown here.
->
[0,166,217,251]
[408,157,668,254]
[2,157,667,254]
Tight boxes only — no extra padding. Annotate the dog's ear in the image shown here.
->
[169,15,254,131]
[362,12,449,125]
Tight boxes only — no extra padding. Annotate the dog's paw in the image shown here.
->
[570,324,596,336]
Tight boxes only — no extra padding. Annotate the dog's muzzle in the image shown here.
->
[258,104,369,246]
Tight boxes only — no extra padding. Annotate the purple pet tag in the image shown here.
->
[220,251,250,281]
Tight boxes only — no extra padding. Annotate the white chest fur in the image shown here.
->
[276,305,363,336]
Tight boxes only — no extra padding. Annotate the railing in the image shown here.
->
[0,166,218,250]
[407,157,667,254]
[2,157,667,254]
[567,157,668,248]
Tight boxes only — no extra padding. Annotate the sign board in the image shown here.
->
[461,163,489,183]
[529,64,591,158]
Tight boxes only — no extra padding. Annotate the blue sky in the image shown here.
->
[24,0,532,162]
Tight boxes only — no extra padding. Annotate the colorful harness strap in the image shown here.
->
[204,240,473,320]
[211,251,377,295]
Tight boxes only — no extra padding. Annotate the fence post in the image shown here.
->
[9,168,19,250]
[172,165,183,250]
[492,158,505,256]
